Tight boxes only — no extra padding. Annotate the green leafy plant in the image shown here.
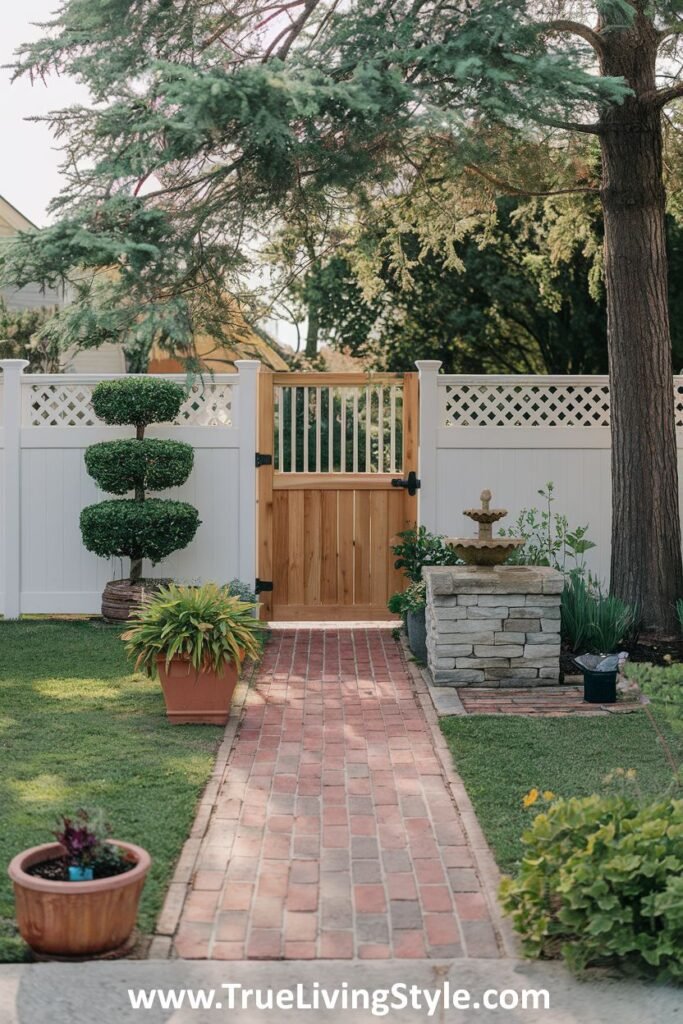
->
[391,526,459,584]
[52,808,130,877]
[388,580,426,616]
[561,573,638,653]
[123,582,265,678]
[626,662,683,778]
[226,578,258,604]
[560,572,593,652]
[501,483,596,576]
[500,791,683,981]
[675,599,683,637]
[80,378,200,581]
[589,592,639,655]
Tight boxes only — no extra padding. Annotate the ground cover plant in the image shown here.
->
[0,620,224,962]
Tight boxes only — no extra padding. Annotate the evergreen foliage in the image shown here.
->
[5,0,683,625]
[80,377,200,580]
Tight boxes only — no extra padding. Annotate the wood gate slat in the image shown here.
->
[369,490,389,606]
[338,490,354,604]
[303,490,322,606]
[288,490,305,605]
[354,490,371,606]
[321,490,338,604]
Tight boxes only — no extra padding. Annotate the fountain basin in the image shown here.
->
[447,537,525,566]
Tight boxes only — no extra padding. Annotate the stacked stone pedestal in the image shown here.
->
[423,565,563,687]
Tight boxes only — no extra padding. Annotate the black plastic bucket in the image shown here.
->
[582,669,617,704]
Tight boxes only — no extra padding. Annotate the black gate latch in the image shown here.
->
[255,579,273,594]
[255,453,273,467]
[391,471,421,497]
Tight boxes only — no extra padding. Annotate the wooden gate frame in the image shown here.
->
[256,369,418,621]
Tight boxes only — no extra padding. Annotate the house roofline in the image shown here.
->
[0,195,38,231]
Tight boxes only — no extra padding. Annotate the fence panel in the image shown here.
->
[417,364,683,587]
[0,360,258,616]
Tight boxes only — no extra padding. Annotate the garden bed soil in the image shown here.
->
[27,855,135,883]
[561,633,683,677]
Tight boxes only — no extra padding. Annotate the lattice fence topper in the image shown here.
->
[24,380,234,427]
[441,380,613,428]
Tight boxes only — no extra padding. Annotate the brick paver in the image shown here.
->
[456,685,641,716]
[172,627,500,960]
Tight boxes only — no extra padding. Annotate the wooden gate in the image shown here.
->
[257,371,418,621]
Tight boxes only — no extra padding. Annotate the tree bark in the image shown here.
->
[305,298,320,359]
[599,12,683,630]
[130,422,145,582]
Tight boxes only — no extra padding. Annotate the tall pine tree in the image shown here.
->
[4,1,683,627]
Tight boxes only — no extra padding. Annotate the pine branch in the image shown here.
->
[658,22,683,43]
[463,163,598,198]
[539,117,602,135]
[541,19,606,57]
[644,82,683,108]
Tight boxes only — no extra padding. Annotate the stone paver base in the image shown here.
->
[456,685,641,716]
[171,628,500,961]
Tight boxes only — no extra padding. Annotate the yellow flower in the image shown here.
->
[542,790,555,802]
[523,788,540,808]
[625,768,637,780]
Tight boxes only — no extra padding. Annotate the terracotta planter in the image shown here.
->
[8,840,151,958]
[102,579,166,622]
[157,655,239,724]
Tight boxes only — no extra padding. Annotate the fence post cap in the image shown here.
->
[415,360,442,373]
[0,358,30,371]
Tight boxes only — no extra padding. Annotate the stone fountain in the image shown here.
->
[447,489,525,566]
[422,488,563,689]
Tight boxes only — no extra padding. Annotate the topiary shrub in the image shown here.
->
[500,792,683,981]
[80,377,201,583]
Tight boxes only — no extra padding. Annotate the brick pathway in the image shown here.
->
[456,685,641,716]
[172,628,500,961]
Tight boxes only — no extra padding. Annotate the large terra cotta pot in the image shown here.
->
[157,655,239,724]
[8,840,151,958]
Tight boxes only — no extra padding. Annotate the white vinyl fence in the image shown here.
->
[4,357,683,616]
[0,359,259,617]
[417,361,683,587]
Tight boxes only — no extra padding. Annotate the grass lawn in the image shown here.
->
[441,713,683,875]
[0,620,224,962]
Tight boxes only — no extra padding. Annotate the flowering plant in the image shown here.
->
[54,809,110,869]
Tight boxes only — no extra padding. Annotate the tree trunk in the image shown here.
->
[599,15,683,631]
[305,300,320,359]
[130,422,145,582]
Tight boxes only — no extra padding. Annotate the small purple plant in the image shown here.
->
[54,809,109,869]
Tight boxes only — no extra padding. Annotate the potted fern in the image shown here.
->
[123,583,265,724]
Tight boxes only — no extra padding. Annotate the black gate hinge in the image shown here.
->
[255,579,273,594]
[255,452,273,467]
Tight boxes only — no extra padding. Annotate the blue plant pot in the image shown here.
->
[68,866,94,882]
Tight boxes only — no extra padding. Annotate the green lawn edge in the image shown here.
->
[440,713,682,875]
[0,620,224,962]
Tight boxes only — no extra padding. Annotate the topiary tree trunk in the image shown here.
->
[80,378,201,591]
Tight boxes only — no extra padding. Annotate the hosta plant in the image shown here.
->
[123,582,265,678]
